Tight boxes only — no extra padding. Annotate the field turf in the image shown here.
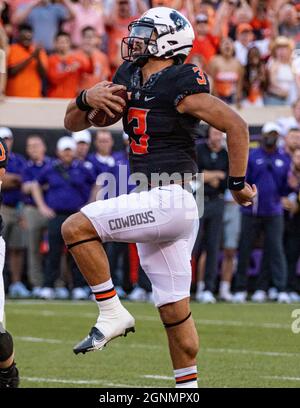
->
[5,300,300,388]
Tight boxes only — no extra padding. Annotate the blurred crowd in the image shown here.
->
[0,0,300,105]
[0,99,300,303]
[0,0,300,304]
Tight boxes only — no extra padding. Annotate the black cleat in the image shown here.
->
[73,325,135,355]
[73,327,106,355]
[0,362,20,388]
[73,308,135,355]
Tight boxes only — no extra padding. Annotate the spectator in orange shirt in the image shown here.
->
[47,31,93,99]
[6,24,47,98]
[187,14,219,66]
[209,37,243,106]
[250,1,272,40]
[75,26,111,91]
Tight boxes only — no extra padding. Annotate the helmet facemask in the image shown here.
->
[121,18,159,66]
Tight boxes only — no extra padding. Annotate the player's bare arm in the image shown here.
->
[177,93,257,206]
[64,82,127,132]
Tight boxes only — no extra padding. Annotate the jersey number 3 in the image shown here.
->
[127,108,150,155]
[193,67,207,85]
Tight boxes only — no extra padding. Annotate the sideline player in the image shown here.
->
[62,7,256,387]
[0,137,19,388]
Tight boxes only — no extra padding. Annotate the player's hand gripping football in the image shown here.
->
[230,182,257,207]
[85,81,127,119]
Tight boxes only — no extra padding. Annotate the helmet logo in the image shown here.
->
[169,10,188,31]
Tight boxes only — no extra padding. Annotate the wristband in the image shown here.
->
[76,90,90,111]
[228,176,245,191]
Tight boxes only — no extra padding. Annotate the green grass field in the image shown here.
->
[4,300,300,388]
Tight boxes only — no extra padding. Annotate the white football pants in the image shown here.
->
[81,184,199,307]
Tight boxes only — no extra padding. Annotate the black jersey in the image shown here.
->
[0,137,8,236]
[113,62,210,180]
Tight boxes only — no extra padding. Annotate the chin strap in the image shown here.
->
[66,236,102,250]
[163,312,191,329]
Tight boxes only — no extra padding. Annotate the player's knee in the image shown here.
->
[0,329,14,362]
[159,299,190,324]
[61,212,96,243]
[159,306,178,325]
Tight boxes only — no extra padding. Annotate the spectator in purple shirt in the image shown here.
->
[232,122,290,304]
[22,135,51,298]
[88,130,116,201]
[88,130,115,176]
[72,129,92,162]
[0,127,28,298]
[31,136,96,300]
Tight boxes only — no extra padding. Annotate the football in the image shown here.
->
[87,85,128,127]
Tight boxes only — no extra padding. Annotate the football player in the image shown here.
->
[0,137,19,388]
[62,7,256,388]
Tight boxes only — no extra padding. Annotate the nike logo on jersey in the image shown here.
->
[145,96,155,102]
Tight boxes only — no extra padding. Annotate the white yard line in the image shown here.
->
[15,336,64,344]
[15,336,299,359]
[142,375,173,381]
[262,376,300,382]
[21,376,150,388]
